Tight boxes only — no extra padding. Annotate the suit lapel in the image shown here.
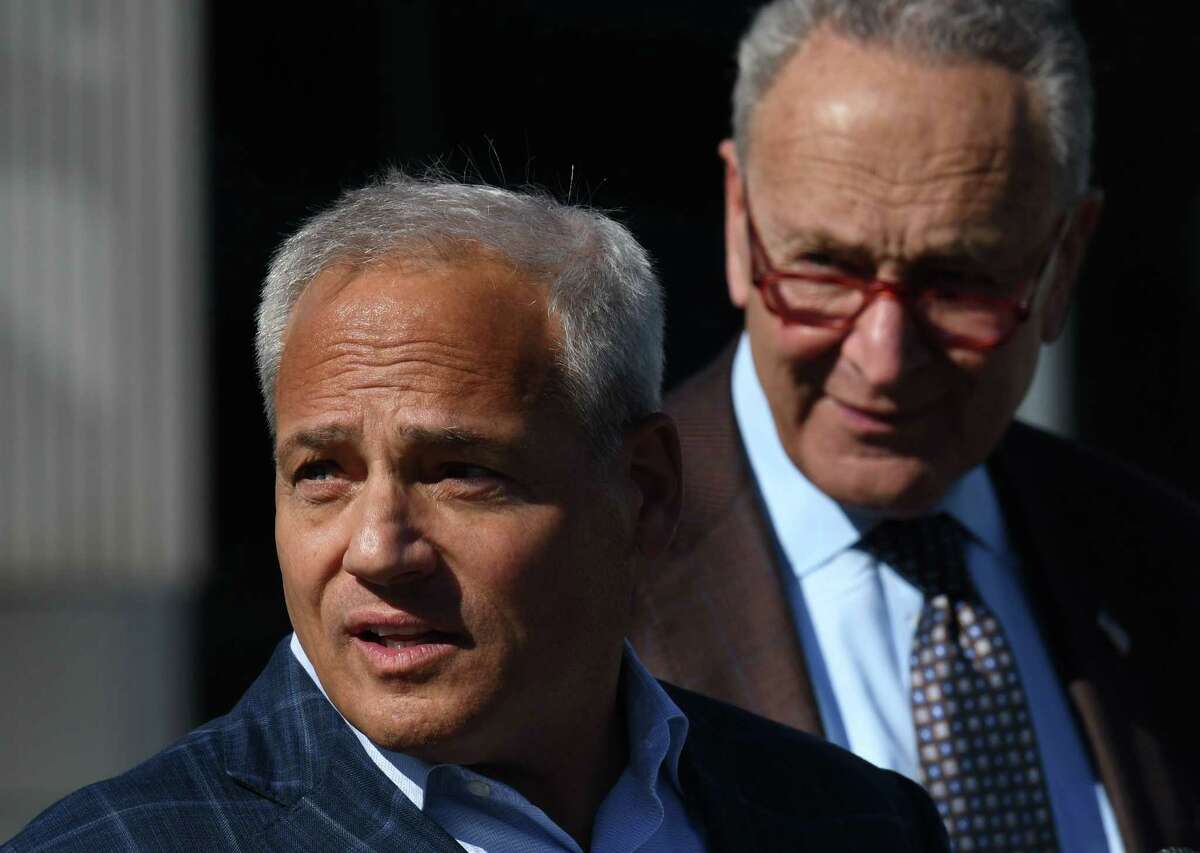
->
[222,641,465,853]
[674,686,922,853]
[633,342,823,734]
[678,751,812,853]
[263,740,465,853]
[680,759,914,853]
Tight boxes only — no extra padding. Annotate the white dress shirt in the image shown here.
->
[730,333,1124,852]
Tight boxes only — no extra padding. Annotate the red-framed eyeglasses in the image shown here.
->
[744,200,1067,351]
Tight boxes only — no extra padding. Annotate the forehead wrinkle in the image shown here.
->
[302,333,538,386]
[274,415,533,470]
[280,336,554,442]
[755,142,1035,266]
[750,39,1051,227]
[759,136,1015,209]
[276,259,561,452]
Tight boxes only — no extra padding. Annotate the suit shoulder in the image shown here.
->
[1000,422,1200,521]
[670,682,913,798]
[5,713,275,851]
[667,684,946,846]
[996,423,1200,585]
[664,345,734,426]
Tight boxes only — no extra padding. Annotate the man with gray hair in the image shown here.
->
[7,173,948,851]
[631,1,1200,850]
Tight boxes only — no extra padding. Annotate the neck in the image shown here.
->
[477,708,627,848]
[471,658,629,849]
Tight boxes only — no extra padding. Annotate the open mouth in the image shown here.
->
[345,614,468,673]
[356,629,454,649]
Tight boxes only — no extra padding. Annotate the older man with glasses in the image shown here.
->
[631,1,1200,850]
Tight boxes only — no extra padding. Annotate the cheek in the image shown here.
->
[747,299,844,366]
[466,509,623,656]
[948,336,1040,427]
[430,507,567,616]
[275,506,349,617]
[538,506,634,638]
[747,311,843,414]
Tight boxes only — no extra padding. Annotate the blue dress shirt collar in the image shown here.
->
[289,634,693,851]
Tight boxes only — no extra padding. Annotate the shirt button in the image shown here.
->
[466,780,492,798]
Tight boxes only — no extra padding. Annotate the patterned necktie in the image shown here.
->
[860,514,1059,852]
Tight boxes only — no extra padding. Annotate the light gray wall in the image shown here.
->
[0,0,206,837]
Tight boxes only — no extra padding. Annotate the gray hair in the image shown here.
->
[732,0,1094,198]
[256,172,664,457]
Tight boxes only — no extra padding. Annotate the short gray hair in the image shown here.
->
[256,172,664,457]
[732,0,1094,198]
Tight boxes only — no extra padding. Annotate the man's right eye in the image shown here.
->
[293,460,341,483]
[798,252,837,268]
[790,252,864,279]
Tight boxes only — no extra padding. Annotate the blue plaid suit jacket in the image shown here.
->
[5,639,946,852]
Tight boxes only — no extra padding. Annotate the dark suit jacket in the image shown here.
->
[6,637,948,852]
[630,345,1200,853]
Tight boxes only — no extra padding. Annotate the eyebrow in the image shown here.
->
[274,423,525,466]
[770,228,875,265]
[778,226,1003,269]
[392,424,528,458]
[274,424,361,466]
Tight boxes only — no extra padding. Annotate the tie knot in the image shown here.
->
[859,513,970,598]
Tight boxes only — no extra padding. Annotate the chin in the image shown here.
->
[344,690,483,757]
[802,448,950,518]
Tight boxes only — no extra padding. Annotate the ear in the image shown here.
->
[620,413,683,559]
[719,139,753,309]
[1041,190,1104,342]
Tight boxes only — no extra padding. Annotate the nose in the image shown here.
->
[839,289,931,389]
[342,477,438,585]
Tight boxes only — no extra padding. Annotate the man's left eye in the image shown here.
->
[924,269,990,294]
[427,463,515,502]
[439,463,497,481]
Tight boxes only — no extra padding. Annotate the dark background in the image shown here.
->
[200,1,1200,718]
